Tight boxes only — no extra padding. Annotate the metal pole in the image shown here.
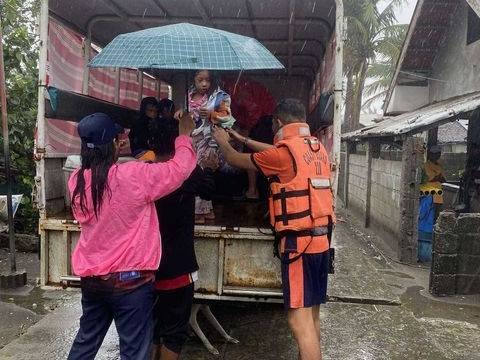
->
[332,0,344,200]
[0,8,16,272]
[35,0,48,221]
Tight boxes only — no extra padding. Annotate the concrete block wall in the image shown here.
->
[347,153,367,216]
[430,212,480,296]
[370,158,402,237]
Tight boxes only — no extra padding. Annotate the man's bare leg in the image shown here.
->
[312,305,322,353]
[288,307,321,360]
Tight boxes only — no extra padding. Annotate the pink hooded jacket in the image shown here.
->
[68,135,196,277]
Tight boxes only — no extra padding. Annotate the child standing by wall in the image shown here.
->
[175,70,236,224]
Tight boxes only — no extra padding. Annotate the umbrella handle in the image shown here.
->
[185,71,189,113]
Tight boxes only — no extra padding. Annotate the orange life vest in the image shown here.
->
[268,123,334,233]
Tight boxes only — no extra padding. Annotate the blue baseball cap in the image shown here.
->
[78,113,124,148]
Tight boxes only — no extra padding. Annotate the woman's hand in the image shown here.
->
[174,108,185,121]
[226,128,244,144]
[178,112,195,136]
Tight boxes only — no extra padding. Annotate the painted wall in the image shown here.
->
[370,158,403,237]
[387,85,429,114]
[347,154,368,216]
[430,1,480,102]
[345,150,404,252]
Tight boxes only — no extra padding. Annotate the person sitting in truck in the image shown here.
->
[67,112,196,360]
[158,98,176,121]
[149,119,217,360]
[129,96,159,159]
[213,99,334,360]
[229,115,274,200]
[138,99,178,163]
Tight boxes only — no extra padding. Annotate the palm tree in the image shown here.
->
[343,0,408,132]
[362,24,408,113]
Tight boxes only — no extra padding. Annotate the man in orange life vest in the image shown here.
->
[213,99,334,360]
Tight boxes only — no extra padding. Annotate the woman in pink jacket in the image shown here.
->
[67,112,196,360]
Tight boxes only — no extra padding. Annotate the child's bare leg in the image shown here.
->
[151,344,161,360]
[159,345,179,360]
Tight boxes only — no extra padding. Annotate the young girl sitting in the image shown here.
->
[175,70,236,224]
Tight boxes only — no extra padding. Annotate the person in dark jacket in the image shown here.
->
[150,120,217,360]
[129,97,159,158]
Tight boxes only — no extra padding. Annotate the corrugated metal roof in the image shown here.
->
[343,91,480,141]
[438,121,468,144]
[467,0,480,16]
[383,0,461,113]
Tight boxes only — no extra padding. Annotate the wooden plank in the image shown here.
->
[64,230,71,278]
[40,229,49,286]
[364,141,373,228]
[343,142,351,208]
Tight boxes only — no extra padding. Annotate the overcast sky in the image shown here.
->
[379,0,417,24]
[397,0,417,24]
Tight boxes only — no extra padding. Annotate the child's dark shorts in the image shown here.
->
[153,283,194,354]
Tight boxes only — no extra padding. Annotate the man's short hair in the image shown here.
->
[273,99,306,124]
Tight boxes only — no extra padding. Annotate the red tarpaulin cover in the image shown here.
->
[223,77,276,131]
[45,17,170,156]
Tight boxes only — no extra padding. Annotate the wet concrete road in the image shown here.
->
[1,221,479,359]
[0,292,479,360]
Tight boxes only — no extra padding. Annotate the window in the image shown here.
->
[467,5,480,45]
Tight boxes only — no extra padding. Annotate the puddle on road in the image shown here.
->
[401,286,480,326]
[0,286,71,316]
[379,270,415,279]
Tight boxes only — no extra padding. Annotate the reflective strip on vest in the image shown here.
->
[311,178,331,189]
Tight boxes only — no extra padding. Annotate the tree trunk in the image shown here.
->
[351,60,368,131]
[343,72,355,133]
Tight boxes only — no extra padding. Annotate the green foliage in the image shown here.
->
[0,0,40,234]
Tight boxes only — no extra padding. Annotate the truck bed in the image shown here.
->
[210,199,269,228]
[50,199,269,228]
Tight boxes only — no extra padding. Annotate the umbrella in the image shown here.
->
[89,23,284,71]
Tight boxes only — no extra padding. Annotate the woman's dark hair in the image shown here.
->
[140,96,158,117]
[71,142,116,217]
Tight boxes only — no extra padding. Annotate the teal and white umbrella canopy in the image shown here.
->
[89,23,284,71]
